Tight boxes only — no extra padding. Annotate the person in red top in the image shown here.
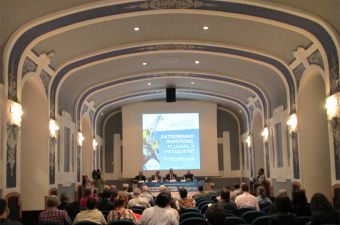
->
[80,187,96,209]
[38,195,71,225]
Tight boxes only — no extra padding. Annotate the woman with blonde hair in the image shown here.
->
[107,193,138,224]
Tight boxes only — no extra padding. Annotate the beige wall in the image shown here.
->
[252,111,264,174]
[81,116,93,177]
[20,78,49,210]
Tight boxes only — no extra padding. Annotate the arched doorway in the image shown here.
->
[298,68,332,200]
[252,110,265,175]
[20,77,49,210]
[81,115,93,177]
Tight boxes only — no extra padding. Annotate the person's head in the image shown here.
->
[159,185,166,193]
[155,192,171,208]
[116,193,129,207]
[133,188,141,197]
[205,204,228,225]
[278,189,288,197]
[258,168,264,175]
[233,183,240,190]
[103,188,112,199]
[210,183,215,189]
[122,183,129,191]
[60,193,69,203]
[155,170,160,175]
[87,198,97,210]
[274,195,292,213]
[138,170,143,176]
[198,184,204,192]
[169,168,174,174]
[186,170,191,175]
[142,185,149,193]
[310,193,332,211]
[0,198,8,218]
[93,188,98,195]
[179,188,188,199]
[46,195,59,208]
[220,188,231,201]
[110,185,117,192]
[256,186,266,198]
[292,190,308,206]
[84,187,92,197]
[241,183,249,193]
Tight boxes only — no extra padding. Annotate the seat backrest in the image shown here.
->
[296,216,311,225]
[108,220,135,225]
[195,198,209,205]
[200,204,209,215]
[197,200,213,210]
[225,216,247,225]
[180,208,200,215]
[180,217,209,225]
[242,211,265,224]
[130,208,143,215]
[260,205,271,215]
[180,212,204,222]
[251,215,270,225]
[236,207,256,216]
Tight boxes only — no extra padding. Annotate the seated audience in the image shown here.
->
[310,193,340,225]
[0,198,23,225]
[165,168,178,181]
[235,183,260,211]
[73,198,107,225]
[183,170,194,181]
[141,185,155,206]
[127,187,151,209]
[291,190,311,217]
[80,187,94,209]
[219,187,237,213]
[269,195,297,225]
[193,184,207,200]
[231,183,242,200]
[134,170,147,182]
[178,188,195,209]
[38,195,71,225]
[151,171,162,182]
[119,183,133,200]
[58,193,70,210]
[205,204,229,225]
[97,187,115,211]
[256,186,272,206]
[141,192,179,225]
[107,193,137,224]
[65,201,81,222]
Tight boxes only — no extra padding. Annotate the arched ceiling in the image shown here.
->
[2,0,340,135]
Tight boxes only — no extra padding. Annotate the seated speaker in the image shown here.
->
[166,87,176,102]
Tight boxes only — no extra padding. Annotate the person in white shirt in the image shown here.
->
[235,183,260,211]
[141,192,179,225]
[127,188,151,209]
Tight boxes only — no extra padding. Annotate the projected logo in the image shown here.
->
[142,113,200,170]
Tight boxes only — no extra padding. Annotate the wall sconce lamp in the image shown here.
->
[246,135,252,148]
[325,95,340,120]
[92,139,98,150]
[287,113,298,133]
[261,127,269,142]
[78,132,84,146]
[10,102,23,127]
[49,119,59,138]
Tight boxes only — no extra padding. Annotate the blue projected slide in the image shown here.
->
[142,113,200,170]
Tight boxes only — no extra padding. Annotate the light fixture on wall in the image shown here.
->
[287,113,298,133]
[78,132,84,146]
[325,94,340,120]
[92,139,98,150]
[9,102,23,127]
[246,135,252,148]
[261,127,269,142]
[49,119,59,138]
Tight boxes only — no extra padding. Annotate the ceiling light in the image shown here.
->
[203,26,209,30]
[134,27,140,31]
[142,62,147,66]
[195,60,200,64]
[147,82,151,86]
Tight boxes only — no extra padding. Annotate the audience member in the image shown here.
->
[256,186,272,206]
[141,185,155,206]
[73,198,107,225]
[65,201,80,222]
[235,183,260,211]
[219,187,237,213]
[141,192,179,225]
[80,187,93,209]
[93,188,100,201]
[119,183,132,200]
[291,190,311,217]
[310,193,340,225]
[269,195,297,225]
[38,195,71,225]
[0,198,23,225]
[205,204,229,225]
[97,187,115,211]
[193,184,207,200]
[231,183,242,200]
[178,188,195,209]
[183,170,194,181]
[58,193,70,210]
[134,170,147,182]
[127,187,151,209]
[151,171,162,182]
[107,193,137,224]
[165,168,178,181]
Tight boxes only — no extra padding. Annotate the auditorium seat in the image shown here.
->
[180,217,209,225]
[195,197,209,205]
[200,204,209,215]
[242,211,266,224]
[296,216,311,225]
[130,207,143,215]
[197,200,213,210]
[179,212,204,222]
[236,207,257,217]
[251,216,270,225]
[179,208,200,215]
[74,221,101,225]
[261,206,271,215]
[225,216,248,225]
[108,220,135,225]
